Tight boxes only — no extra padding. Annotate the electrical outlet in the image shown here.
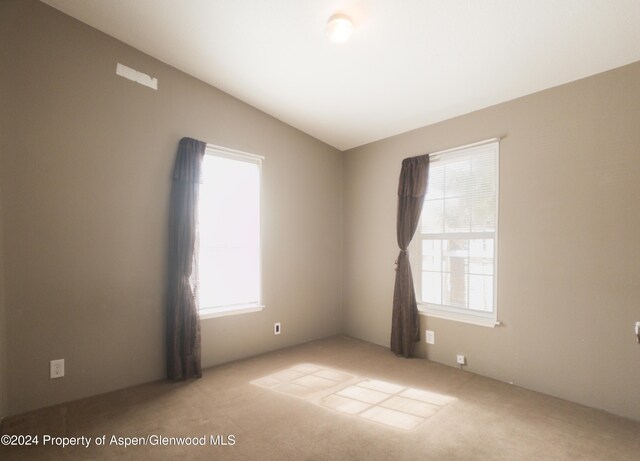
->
[50,359,64,379]
[274,322,281,335]
[425,330,435,344]
[456,354,466,365]
[635,321,640,342]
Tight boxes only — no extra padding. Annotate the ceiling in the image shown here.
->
[41,1,640,151]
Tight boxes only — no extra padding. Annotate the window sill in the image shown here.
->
[200,304,265,320]
[417,306,500,328]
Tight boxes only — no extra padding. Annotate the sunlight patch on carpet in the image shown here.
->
[251,364,456,431]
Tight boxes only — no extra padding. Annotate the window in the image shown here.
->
[413,140,498,326]
[197,145,263,318]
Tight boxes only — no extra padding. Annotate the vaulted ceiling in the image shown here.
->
[41,0,640,150]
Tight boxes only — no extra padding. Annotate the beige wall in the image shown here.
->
[0,7,10,420]
[0,0,342,416]
[0,187,6,420]
[343,61,640,420]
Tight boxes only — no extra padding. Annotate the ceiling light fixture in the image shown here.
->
[326,14,353,44]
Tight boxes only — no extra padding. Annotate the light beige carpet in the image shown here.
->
[1,336,639,460]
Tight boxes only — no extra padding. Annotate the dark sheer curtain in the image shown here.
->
[391,154,430,358]
[166,137,206,380]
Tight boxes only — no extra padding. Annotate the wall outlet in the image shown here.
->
[50,359,64,379]
[274,322,281,335]
[425,330,435,344]
[456,354,466,365]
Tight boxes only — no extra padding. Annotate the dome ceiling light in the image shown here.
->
[326,14,354,44]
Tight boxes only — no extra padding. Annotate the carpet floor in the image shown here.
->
[1,335,639,460]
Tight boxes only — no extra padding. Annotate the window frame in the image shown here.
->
[198,144,265,320]
[411,140,500,328]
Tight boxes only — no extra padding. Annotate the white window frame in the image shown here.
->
[198,144,265,320]
[411,139,500,328]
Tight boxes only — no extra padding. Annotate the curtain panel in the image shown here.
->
[166,137,206,379]
[391,154,430,358]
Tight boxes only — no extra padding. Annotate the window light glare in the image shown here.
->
[326,14,353,43]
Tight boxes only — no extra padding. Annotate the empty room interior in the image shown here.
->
[1,1,640,459]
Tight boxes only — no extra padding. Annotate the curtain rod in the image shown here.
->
[428,136,503,159]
